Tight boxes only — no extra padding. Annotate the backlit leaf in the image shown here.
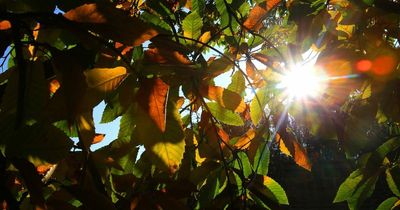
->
[182,11,203,44]
[135,93,185,173]
[376,197,400,210]
[253,141,270,175]
[276,132,311,171]
[64,3,158,46]
[386,166,400,197]
[206,102,244,126]
[250,88,269,126]
[234,128,256,149]
[249,175,289,205]
[200,85,246,113]
[228,71,246,96]
[205,57,233,78]
[136,78,169,132]
[243,0,281,31]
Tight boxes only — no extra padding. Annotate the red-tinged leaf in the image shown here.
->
[137,78,169,132]
[276,132,311,171]
[200,85,246,113]
[243,0,281,31]
[64,3,158,46]
[0,20,11,30]
[234,128,256,149]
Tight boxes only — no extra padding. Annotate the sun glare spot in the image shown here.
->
[278,63,327,100]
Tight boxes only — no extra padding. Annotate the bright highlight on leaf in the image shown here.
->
[278,63,327,100]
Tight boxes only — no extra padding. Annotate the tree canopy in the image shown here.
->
[0,0,400,209]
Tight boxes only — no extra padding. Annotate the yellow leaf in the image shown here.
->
[276,132,311,171]
[84,66,127,91]
[198,31,211,47]
[200,85,246,113]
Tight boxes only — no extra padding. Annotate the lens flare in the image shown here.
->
[278,63,327,100]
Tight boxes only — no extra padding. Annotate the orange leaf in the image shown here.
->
[234,128,256,149]
[243,0,281,31]
[92,133,106,144]
[200,85,246,113]
[246,59,260,81]
[49,79,60,94]
[137,78,169,132]
[276,132,311,171]
[64,3,158,46]
[0,20,11,30]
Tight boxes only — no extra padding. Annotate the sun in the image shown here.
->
[278,63,327,100]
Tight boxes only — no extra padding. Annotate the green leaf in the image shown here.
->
[365,137,400,172]
[334,169,380,210]
[334,169,364,203]
[118,104,137,140]
[101,100,124,124]
[386,166,400,197]
[376,197,400,210]
[140,11,171,32]
[199,168,225,209]
[207,102,244,126]
[182,11,203,44]
[348,174,379,210]
[216,0,229,27]
[253,141,270,175]
[192,0,206,15]
[233,151,252,178]
[249,175,289,205]
[227,71,245,96]
[250,88,269,126]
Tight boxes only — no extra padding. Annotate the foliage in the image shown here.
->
[0,0,399,209]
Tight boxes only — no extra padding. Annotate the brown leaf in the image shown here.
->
[199,85,246,113]
[76,112,95,149]
[251,53,270,65]
[137,78,169,132]
[144,46,192,65]
[243,0,281,31]
[276,132,311,171]
[64,3,158,46]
